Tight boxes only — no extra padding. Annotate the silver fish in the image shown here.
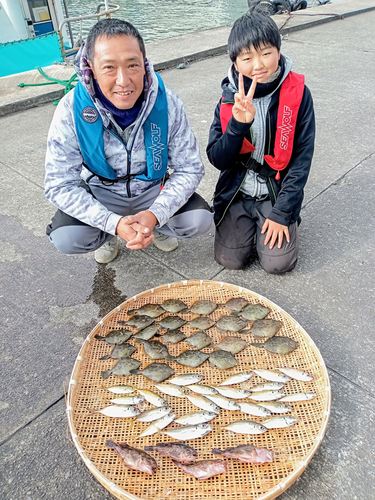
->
[209,350,238,370]
[131,362,175,383]
[136,406,172,422]
[133,325,161,341]
[215,387,251,399]
[96,405,140,418]
[100,343,137,360]
[169,373,202,386]
[106,440,157,474]
[189,317,216,330]
[258,402,291,414]
[189,300,218,315]
[154,383,188,398]
[252,369,291,382]
[127,304,164,318]
[158,315,187,330]
[215,316,247,333]
[219,372,253,386]
[139,340,175,361]
[186,394,220,413]
[160,299,188,313]
[249,390,285,402]
[223,420,268,435]
[223,297,249,313]
[144,442,198,462]
[136,389,167,407]
[205,394,240,411]
[107,385,135,394]
[262,416,298,429]
[162,329,187,344]
[250,336,298,355]
[138,413,176,437]
[246,319,282,339]
[110,395,144,405]
[172,459,227,480]
[212,444,273,464]
[250,382,285,392]
[187,384,218,395]
[101,357,141,379]
[238,303,270,321]
[174,350,209,368]
[95,329,133,345]
[279,393,316,402]
[187,331,212,349]
[277,367,313,381]
[124,315,155,330]
[238,401,271,417]
[162,422,212,440]
[175,411,218,425]
[216,336,248,354]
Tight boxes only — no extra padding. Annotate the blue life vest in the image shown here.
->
[73,73,168,182]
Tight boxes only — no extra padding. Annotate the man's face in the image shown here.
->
[89,34,145,109]
[235,43,280,83]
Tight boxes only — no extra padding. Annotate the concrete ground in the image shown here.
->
[0,1,374,499]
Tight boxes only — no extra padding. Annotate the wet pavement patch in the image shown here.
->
[88,264,127,318]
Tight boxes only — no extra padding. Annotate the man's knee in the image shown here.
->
[48,226,106,254]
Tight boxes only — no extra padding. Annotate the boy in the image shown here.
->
[206,13,315,273]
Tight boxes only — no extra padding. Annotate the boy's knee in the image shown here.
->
[259,254,298,274]
[214,241,253,270]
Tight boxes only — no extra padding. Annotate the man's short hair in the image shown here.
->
[228,13,281,62]
[86,18,146,63]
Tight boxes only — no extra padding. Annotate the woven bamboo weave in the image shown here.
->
[67,280,330,500]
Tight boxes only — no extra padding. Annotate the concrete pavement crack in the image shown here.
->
[0,159,44,191]
[326,366,375,403]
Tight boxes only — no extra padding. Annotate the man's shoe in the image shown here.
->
[152,231,179,252]
[94,236,120,263]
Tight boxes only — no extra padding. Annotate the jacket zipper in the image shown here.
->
[217,174,247,226]
[266,111,277,204]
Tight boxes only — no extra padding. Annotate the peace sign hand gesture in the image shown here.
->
[232,73,257,123]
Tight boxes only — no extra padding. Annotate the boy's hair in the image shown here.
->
[228,13,281,62]
[86,18,146,64]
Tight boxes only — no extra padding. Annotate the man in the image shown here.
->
[45,19,213,263]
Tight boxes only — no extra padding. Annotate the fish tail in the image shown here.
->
[144,446,155,451]
[105,439,116,449]
[127,309,137,315]
[94,335,105,341]
[101,369,112,379]
[100,354,110,360]
[211,448,222,455]
[249,343,265,348]
[130,369,141,375]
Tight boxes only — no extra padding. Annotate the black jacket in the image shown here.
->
[206,70,315,227]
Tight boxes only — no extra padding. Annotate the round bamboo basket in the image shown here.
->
[67,280,331,500]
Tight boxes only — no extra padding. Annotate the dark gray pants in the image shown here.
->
[214,194,299,274]
[47,183,213,254]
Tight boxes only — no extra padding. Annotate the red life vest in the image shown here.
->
[220,71,305,180]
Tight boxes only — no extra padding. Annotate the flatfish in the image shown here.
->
[160,299,188,313]
[215,316,247,333]
[95,330,133,345]
[186,331,212,349]
[216,336,247,354]
[246,319,282,338]
[238,303,270,321]
[189,317,216,330]
[212,444,273,464]
[124,315,155,330]
[101,357,141,379]
[106,440,157,474]
[250,336,298,355]
[131,362,175,383]
[133,325,161,341]
[174,350,209,368]
[223,297,249,313]
[172,459,227,481]
[100,343,137,360]
[158,315,187,330]
[189,300,217,315]
[139,340,175,361]
[209,350,238,369]
[162,329,186,344]
[145,442,198,462]
[127,304,164,318]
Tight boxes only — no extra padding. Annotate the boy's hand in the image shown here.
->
[233,73,257,123]
[261,219,290,250]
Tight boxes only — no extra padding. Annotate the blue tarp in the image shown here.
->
[0,32,63,77]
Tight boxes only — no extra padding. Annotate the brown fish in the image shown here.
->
[223,297,249,313]
[189,316,216,330]
[95,330,133,345]
[174,350,209,368]
[238,303,270,321]
[187,331,212,349]
[209,349,238,369]
[124,315,155,330]
[215,316,247,333]
[133,324,161,341]
[172,459,227,481]
[131,362,175,382]
[217,336,247,354]
[161,299,188,313]
[144,442,198,462]
[162,329,187,344]
[106,440,157,474]
[250,336,298,355]
[101,357,141,379]
[246,319,282,338]
[139,340,175,361]
[158,315,187,330]
[100,343,137,360]
[127,303,164,318]
[189,300,217,315]
[212,444,273,464]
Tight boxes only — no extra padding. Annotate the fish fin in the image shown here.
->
[100,354,110,360]
[127,309,137,315]
[105,439,116,448]
[101,369,112,379]
[211,448,222,455]
[117,321,127,326]
[94,335,105,341]
[129,369,141,375]
[249,343,265,348]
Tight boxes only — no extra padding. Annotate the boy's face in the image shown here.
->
[235,43,280,83]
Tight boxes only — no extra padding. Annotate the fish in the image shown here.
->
[223,420,268,435]
[100,343,137,360]
[95,329,133,345]
[277,367,313,381]
[162,422,212,440]
[262,416,298,429]
[237,401,272,417]
[158,315,187,330]
[186,384,218,395]
[219,372,253,386]
[215,316,247,333]
[249,390,285,402]
[105,439,157,474]
[133,325,161,341]
[160,299,188,313]
[223,297,249,313]
[138,413,176,437]
[175,411,218,425]
[144,442,198,462]
[186,331,212,349]
[209,350,238,369]
[279,393,316,402]
[215,387,251,399]
[124,315,155,330]
[205,394,240,411]
[212,444,273,464]
[252,369,291,382]
[172,459,227,481]
[110,395,144,405]
[138,340,175,361]
[136,389,167,407]
[162,329,187,344]
[238,303,270,321]
[246,319,282,338]
[107,385,135,394]
[174,350,209,368]
[136,406,172,422]
[189,300,217,315]
[154,383,188,398]
[169,373,202,386]
[101,357,141,379]
[189,317,216,330]
[216,336,248,354]
[96,405,140,418]
[127,303,165,318]
[250,382,285,392]
[250,336,298,355]
[131,362,175,383]
[258,402,291,414]
[186,394,220,413]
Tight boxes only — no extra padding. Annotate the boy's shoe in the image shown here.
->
[94,236,120,263]
[152,231,179,252]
